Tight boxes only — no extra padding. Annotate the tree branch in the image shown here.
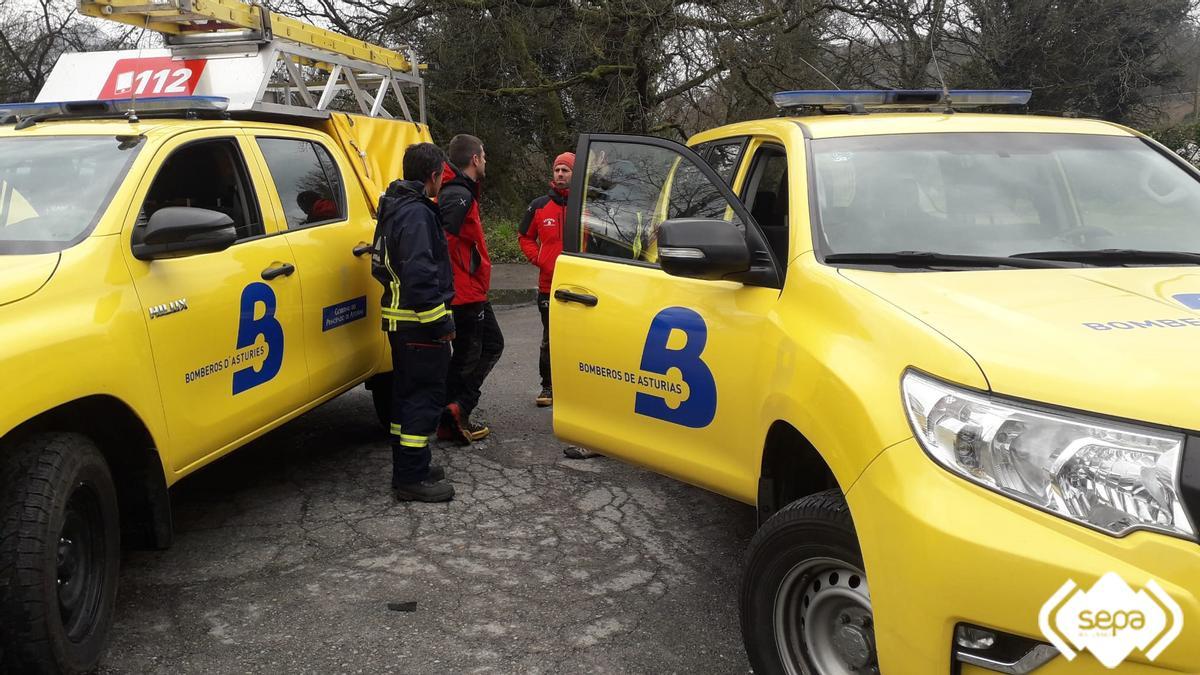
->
[651,60,724,105]
[648,121,689,141]
[467,64,635,97]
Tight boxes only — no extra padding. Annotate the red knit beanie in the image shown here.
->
[553,152,575,171]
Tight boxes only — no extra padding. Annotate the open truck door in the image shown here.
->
[549,133,783,501]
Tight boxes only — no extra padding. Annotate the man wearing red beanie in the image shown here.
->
[518,152,601,460]
[518,152,573,408]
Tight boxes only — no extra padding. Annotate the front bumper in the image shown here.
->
[847,438,1200,674]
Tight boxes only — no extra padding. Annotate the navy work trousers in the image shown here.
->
[388,332,451,486]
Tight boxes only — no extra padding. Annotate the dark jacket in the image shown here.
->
[438,162,492,305]
[371,179,455,339]
[518,185,568,294]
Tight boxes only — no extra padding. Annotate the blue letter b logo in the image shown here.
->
[635,307,716,428]
[233,282,284,395]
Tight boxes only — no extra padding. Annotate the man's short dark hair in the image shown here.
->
[403,142,446,182]
[447,134,483,169]
[296,190,319,211]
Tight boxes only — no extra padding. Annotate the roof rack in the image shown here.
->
[773,89,1031,115]
[67,0,424,122]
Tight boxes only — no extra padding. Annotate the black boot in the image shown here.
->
[394,478,455,502]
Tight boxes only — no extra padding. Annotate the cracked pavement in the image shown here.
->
[98,303,755,674]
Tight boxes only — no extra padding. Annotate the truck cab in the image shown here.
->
[0,4,430,669]
[1,110,389,460]
[550,90,1200,674]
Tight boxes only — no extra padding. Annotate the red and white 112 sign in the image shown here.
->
[99,57,208,99]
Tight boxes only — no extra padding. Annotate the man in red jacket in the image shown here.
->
[437,134,504,444]
[519,152,601,460]
[518,152,571,407]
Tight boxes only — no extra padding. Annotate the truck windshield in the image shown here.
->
[811,133,1200,261]
[0,136,141,254]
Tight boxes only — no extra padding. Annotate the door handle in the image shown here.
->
[261,262,295,280]
[554,289,598,307]
[352,243,373,257]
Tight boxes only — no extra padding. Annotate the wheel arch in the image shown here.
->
[4,395,172,550]
[757,420,840,526]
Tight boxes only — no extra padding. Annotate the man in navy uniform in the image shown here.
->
[371,142,457,502]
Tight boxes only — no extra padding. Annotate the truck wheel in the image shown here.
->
[0,433,120,675]
[740,489,878,675]
[367,372,392,430]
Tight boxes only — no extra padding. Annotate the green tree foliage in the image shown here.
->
[950,0,1196,123]
[1149,122,1200,166]
[4,0,1198,213]
[281,0,837,214]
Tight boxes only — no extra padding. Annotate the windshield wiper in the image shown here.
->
[1010,249,1200,266]
[825,251,1069,269]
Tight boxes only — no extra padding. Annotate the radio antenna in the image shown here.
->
[797,54,840,90]
[929,5,951,112]
[127,15,150,123]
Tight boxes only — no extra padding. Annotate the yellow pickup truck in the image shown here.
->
[551,90,1200,674]
[0,3,432,671]
[0,94,426,675]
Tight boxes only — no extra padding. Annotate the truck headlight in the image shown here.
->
[902,370,1195,539]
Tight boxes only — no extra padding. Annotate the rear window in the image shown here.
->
[256,138,346,228]
[0,136,142,254]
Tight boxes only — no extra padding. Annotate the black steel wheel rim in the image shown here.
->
[56,482,107,642]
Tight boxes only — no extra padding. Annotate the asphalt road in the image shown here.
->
[98,301,756,674]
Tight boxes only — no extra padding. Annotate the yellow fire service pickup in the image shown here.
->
[551,89,1200,674]
[0,2,428,672]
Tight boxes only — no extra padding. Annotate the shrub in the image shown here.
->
[484,217,527,264]
[1147,123,1200,167]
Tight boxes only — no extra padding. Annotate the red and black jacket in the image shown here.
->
[518,185,567,294]
[437,163,491,305]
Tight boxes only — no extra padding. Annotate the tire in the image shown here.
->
[0,433,121,675]
[740,489,878,675]
[367,371,392,430]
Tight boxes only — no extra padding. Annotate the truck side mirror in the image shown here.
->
[656,218,751,281]
[132,206,238,260]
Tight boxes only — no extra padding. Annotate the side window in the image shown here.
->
[578,140,747,265]
[0,179,38,226]
[695,139,744,185]
[741,145,789,263]
[256,138,347,228]
[138,139,263,240]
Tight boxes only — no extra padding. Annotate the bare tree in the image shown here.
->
[819,0,948,89]
[0,0,141,103]
[950,0,1197,123]
[9,0,1198,211]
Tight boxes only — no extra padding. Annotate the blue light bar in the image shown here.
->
[946,89,1033,105]
[773,90,892,107]
[1,96,229,121]
[773,89,1031,110]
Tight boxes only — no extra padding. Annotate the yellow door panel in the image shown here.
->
[246,132,380,397]
[121,130,309,473]
[553,134,785,503]
[552,256,777,501]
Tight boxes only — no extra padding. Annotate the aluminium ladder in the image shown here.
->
[78,0,426,122]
